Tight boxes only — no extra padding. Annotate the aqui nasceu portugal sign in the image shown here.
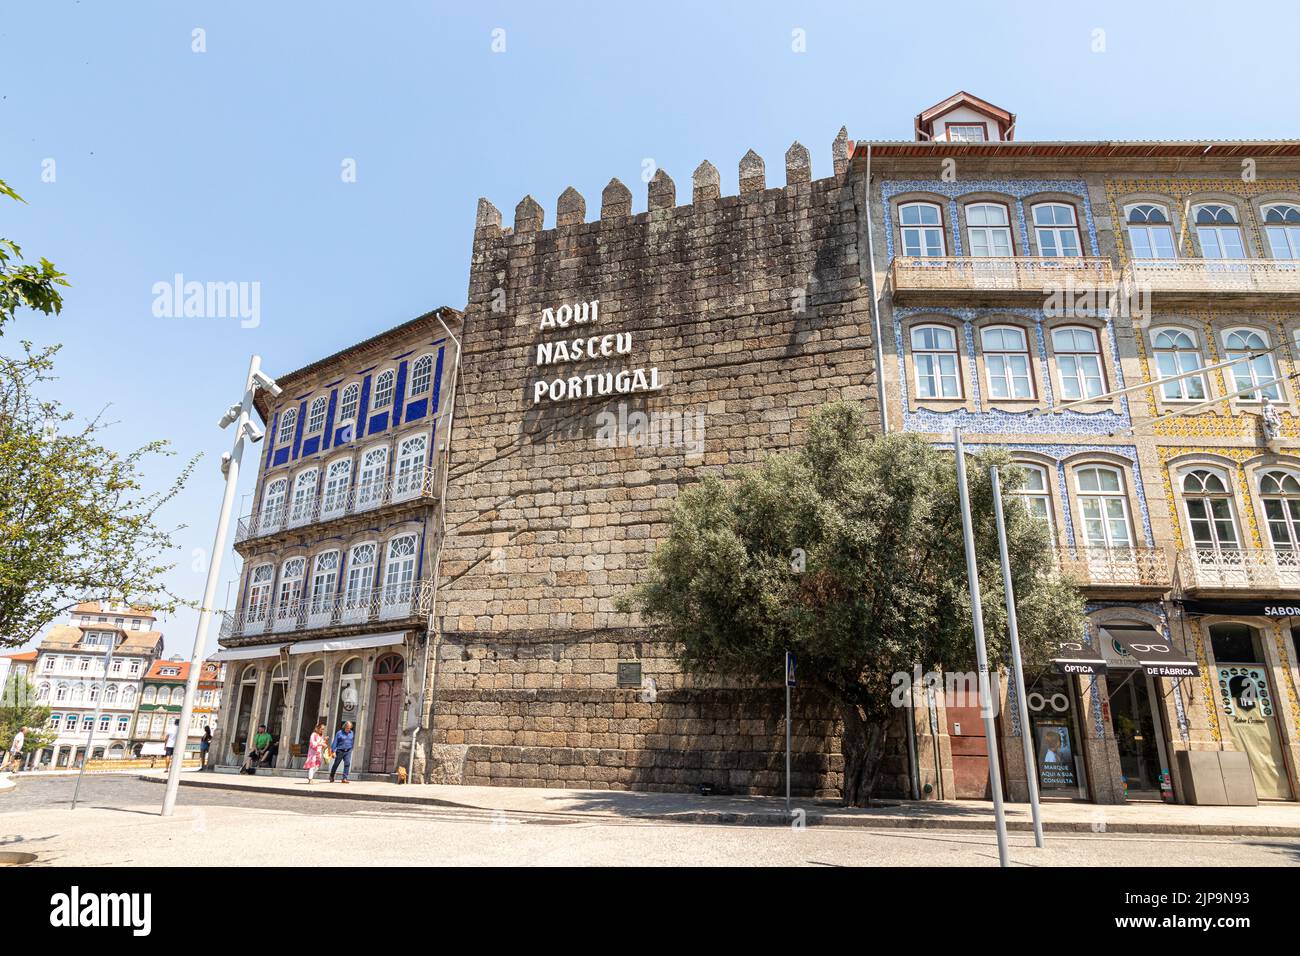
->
[530,300,663,405]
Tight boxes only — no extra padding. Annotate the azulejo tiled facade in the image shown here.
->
[865,93,1300,805]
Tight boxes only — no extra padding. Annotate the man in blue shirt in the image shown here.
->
[328,721,355,784]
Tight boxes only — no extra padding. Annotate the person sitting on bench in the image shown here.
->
[240,725,273,774]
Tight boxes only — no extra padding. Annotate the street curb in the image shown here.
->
[136,776,1300,837]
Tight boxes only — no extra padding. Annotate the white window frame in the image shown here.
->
[339,383,361,423]
[1181,468,1240,551]
[1052,326,1106,401]
[408,354,434,397]
[372,370,396,411]
[965,202,1013,258]
[1150,327,1206,402]
[1221,327,1280,402]
[980,325,1034,400]
[307,396,327,434]
[1124,203,1176,259]
[899,202,946,258]
[1193,203,1246,259]
[910,324,962,399]
[1075,465,1134,549]
[277,407,297,445]
[1032,202,1082,258]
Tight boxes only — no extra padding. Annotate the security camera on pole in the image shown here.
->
[160,356,280,817]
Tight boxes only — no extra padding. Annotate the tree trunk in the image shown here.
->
[839,701,889,807]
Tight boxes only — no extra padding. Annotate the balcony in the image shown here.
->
[219,581,436,641]
[235,468,438,546]
[1175,548,1300,595]
[890,256,1114,305]
[1123,259,1300,303]
[1056,546,1171,595]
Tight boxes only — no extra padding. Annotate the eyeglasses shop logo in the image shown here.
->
[49,887,151,937]
[152,273,261,328]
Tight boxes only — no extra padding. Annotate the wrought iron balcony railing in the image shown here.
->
[1055,546,1170,590]
[235,468,437,544]
[1176,547,1300,592]
[1123,259,1300,296]
[219,581,436,640]
[891,256,1114,298]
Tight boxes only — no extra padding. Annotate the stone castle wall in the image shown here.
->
[425,132,902,796]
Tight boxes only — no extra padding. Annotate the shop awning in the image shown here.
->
[209,643,287,662]
[1100,626,1200,678]
[1051,640,1107,675]
[287,631,408,656]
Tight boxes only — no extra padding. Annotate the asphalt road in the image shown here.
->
[4,775,1300,867]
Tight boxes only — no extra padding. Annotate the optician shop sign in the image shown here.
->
[530,300,663,405]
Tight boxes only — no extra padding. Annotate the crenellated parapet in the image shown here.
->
[472,128,853,244]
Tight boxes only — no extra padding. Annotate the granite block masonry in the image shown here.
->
[422,132,907,797]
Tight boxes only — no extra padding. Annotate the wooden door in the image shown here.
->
[367,655,404,773]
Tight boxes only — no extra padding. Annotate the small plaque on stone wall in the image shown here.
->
[617,662,642,688]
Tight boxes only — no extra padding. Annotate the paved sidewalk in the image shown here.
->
[135,770,1300,836]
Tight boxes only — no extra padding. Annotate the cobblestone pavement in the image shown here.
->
[3,776,1299,867]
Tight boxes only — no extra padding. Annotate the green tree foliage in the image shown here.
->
[0,177,195,645]
[0,178,69,332]
[0,673,55,755]
[624,401,1084,805]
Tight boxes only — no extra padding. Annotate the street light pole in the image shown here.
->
[161,355,277,817]
[953,428,1011,867]
[990,465,1045,848]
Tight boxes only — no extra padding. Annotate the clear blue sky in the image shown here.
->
[2,0,1296,652]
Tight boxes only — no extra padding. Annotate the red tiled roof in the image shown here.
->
[144,660,190,681]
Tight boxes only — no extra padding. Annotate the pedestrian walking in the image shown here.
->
[304,722,327,784]
[328,721,355,784]
[164,719,179,758]
[1,727,25,773]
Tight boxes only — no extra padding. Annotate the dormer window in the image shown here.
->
[947,124,986,142]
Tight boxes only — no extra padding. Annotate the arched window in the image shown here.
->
[259,478,288,529]
[372,370,396,410]
[1012,462,1055,544]
[142,686,157,705]
[274,557,307,629]
[307,396,327,434]
[382,534,419,606]
[1076,465,1133,549]
[1032,203,1082,258]
[409,354,433,397]
[171,687,187,706]
[1259,470,1300,551]
[277,407,297,445]
[36,682,49,701]
[1151,328,1206,401]
[1125,203,1176,259]
[122,685,136,705]
[104,684,118,703]
[1182,469,1238,550]
[965,203,1013,257]
[1222,328,1280,401]
[981,326,1033,399]
[356,445,390,510]
[336,657,364,730]
[899,202,946,257]
[1193,203,1246,259]
[309,550,340,619]
[343,543,378,617]
[1263,203,1300,259]
[288,467,320,527]
[88,683,101,702]
[910,325,961,399]
[70,683,84,702]
[394,434,429,500]
[246,563,275,624]
[339,383,360,423]
[321,457,353,519]
[1052,327,1105,400]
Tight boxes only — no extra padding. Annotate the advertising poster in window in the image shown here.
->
[1036,723,1077,788]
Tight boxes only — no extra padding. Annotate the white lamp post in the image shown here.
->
[161,355,279,817]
